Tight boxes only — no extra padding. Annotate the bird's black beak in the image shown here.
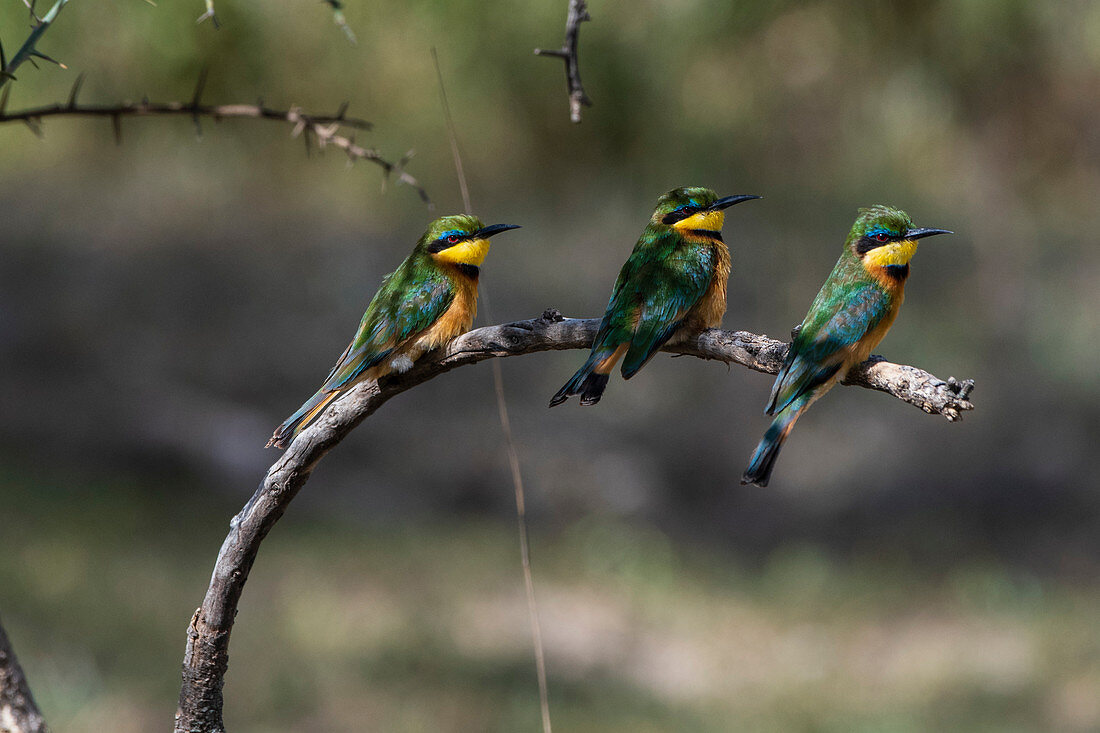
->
[709,194,762,211]
[905,227,952,240]
[475,224,522,238]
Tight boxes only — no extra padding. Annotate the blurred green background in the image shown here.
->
[2,1,1099,730]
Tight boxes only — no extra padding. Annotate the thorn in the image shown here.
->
[20,0,42,23]
[111,113,121,144]
[0,85,10,115]
[191,67,207,108]
[335,100,348,120]
[22,116,43,138]
[31,50,65,68]
[196,0,219,28]
[67,72,84,108]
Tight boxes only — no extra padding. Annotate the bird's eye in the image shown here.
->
[447,234,461,244]
[680,206,697,215]
[873,232,889,243]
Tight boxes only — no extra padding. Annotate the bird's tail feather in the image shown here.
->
[741,400,806,487]
[267,389,341,449]
[549,345,623,407]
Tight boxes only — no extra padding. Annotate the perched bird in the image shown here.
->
[267,215,520,449]
[550,187,759,407]
[741,205,951,487]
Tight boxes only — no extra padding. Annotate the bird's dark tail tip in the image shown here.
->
[550,367,610,408]
[548,389,570,408]
[578,373,609,405]
[741,422,787,487]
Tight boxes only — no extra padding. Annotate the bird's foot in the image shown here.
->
[940,376,976,422]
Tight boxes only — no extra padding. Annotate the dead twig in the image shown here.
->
[175,309,973,732]
[0,78,431,204]
[535,0,592,123]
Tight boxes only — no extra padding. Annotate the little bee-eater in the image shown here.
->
[741,205,951,487]
[268,215,520,449]
[550,187,759,407]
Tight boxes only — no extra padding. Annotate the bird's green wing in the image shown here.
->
[596,231,715,379]
[767,282,889,415]
[322,264,455,392]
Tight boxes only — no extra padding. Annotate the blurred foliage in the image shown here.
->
[1,0,1099,730]
[4,469,1100,732]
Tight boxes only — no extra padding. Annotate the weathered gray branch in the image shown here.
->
[175,309,974,731]
[535,0,592,123]
[0,617,48,733]
[0,78,430,204]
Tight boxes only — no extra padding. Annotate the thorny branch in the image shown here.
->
[0,74,430,204]
[535,0,592,123]
[0,0,70,92]
[176,309,974,732]
[0,617,48,733]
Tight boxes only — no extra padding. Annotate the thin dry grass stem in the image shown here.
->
[432,47,554,733]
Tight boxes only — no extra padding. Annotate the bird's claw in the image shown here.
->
[540,307,565,323]
[940,376,975,422]
[946,376,975,400]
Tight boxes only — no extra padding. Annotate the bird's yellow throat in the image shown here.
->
[863,238,918,268]
[672,209,725,233]
[433,238,490,266]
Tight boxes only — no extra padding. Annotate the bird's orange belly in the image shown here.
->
[414,285,478,353]
[681,242,730,332]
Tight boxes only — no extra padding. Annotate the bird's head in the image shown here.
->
[847,205,951,268]
[419,214,520,267]
[651,187,760,238]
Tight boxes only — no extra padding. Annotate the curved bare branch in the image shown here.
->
[0,617,48,733]
[175,308,974,731]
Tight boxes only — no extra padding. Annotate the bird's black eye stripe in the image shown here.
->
[855,231,899,255]
[661,206,699,225]
[428,232,470,253]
